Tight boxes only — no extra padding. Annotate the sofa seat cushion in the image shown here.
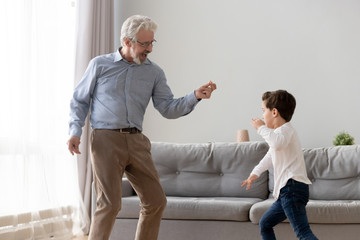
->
[250,199,360,224]
[118,196,264,222]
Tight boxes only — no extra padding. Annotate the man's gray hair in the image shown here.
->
[120,15,158,46]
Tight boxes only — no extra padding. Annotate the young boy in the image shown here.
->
[241,90,318,240]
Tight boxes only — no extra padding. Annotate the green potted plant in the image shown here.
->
[333,131,355,146]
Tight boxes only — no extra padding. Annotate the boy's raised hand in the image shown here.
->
[251,118,265,130]
[241,174,259,190]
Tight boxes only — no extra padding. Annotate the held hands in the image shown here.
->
[241,174,259,190]
[67,136,81,155]
[194,81,217,100]
[251,118,265,130]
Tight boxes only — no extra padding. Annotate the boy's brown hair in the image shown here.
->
[262,90,296,122]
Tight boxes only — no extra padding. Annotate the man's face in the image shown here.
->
[129,29,155,64]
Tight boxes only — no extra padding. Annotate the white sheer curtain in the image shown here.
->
[0,0,89,239]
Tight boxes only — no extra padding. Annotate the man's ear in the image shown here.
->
[124,37,132,47]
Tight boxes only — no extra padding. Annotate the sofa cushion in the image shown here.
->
[249,198,360,224]
[151,141,269,199]
[305,145,360,200]
[249,198,273,224]
[118,196,264,222]
[268,145,360,200]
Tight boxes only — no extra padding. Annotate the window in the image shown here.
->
[0,1,86,238]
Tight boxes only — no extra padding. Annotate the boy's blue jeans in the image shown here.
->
[259,179,318,240]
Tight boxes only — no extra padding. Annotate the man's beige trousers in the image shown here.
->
[88,129,167,240]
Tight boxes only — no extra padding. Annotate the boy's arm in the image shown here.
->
[258,125,293,151]
[251,151,272,176]
[241,151,272,190]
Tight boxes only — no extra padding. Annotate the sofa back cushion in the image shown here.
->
[268,145,360,200]
[150,141,269,199]
[305,145,360,200]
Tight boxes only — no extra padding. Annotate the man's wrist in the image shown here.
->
[194,90,202,101]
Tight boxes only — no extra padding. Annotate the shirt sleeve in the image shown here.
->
[251,150,273,177]
[151,69,199,119]
[68,59,98,137]
[257,125,294,151]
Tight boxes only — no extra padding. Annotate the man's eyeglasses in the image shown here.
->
[134,39,156,48]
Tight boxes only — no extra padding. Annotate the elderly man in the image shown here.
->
[67,15,216,240]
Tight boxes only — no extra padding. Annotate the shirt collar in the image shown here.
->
[114,49,123,62]
[114,47,151,65]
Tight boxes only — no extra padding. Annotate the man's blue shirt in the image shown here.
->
[69,50,199,137]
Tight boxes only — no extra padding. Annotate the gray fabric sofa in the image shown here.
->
[92,142,360,240]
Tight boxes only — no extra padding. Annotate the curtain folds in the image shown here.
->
[74,0,114,233]
[0,0,114,238]
[0,0,91,239]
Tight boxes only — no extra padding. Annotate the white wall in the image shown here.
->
[114,0,360,148]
